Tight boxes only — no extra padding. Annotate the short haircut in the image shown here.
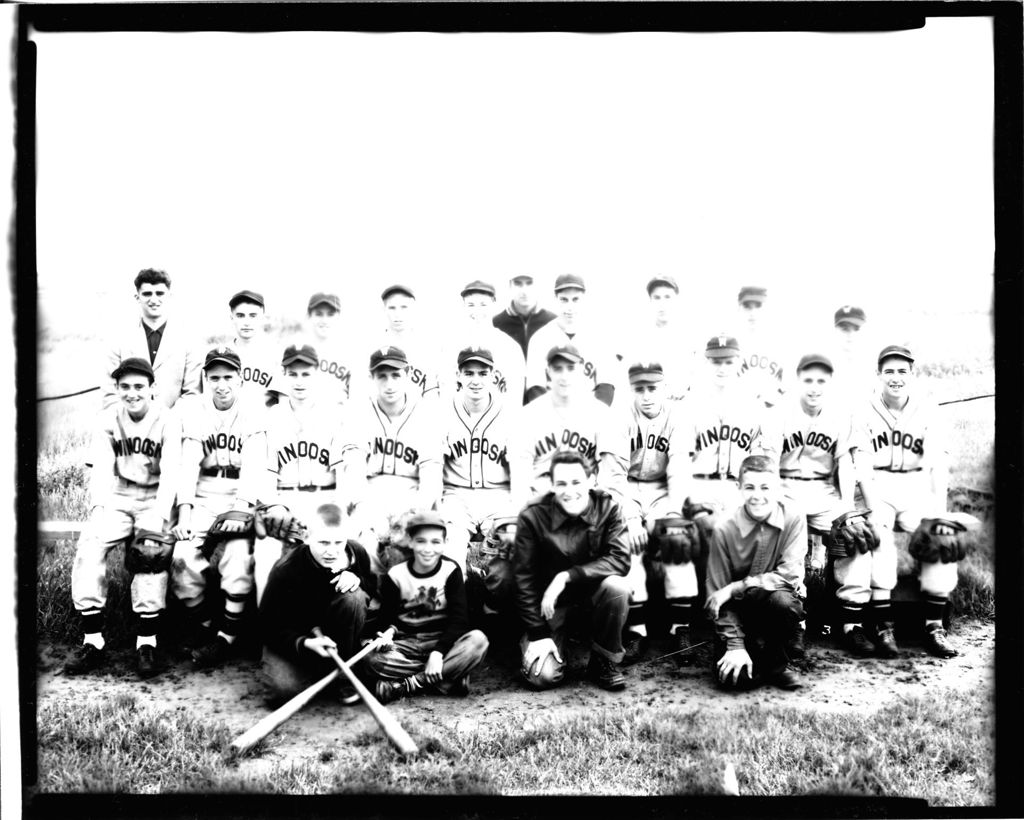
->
[134,268,171,290]
[314,503,344,527]
[550,450,593,478]
[738,455,778,483]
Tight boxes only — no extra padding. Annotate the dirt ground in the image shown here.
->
[35,618,994,775]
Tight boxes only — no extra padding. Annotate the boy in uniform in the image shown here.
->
[302,292,358,407]
[376,284,441,401]
[227,289,278,405]
[258,503,374,705]
[734,286,788,409]
[705,455,807,691]
[169,346,263,667]
[367,511,489,704]
[65,357,182,677]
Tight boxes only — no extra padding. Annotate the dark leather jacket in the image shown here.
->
[513,488,630,640]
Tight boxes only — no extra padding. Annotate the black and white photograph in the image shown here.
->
[11,2,1019,815]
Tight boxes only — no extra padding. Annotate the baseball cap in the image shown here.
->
[834,305,866,328]
[229,289,265,310]
[509,274,535,284]
[627,362,665,383]
[457,346,495,368]
[646,276,679,295]
[405,510,447,538]
[546,343,584,365]
[460,280,496,299]
[282,343,319,367]
[204,345,242,371]
[111,357,155,383]
[370,345,409,371]
[737,286,767,305]
[877,344,914,366]
[554,274,586,293]
[796,352,834,373]
[307,292,341,313]
[380,284,416,301]
[705,335,741,359]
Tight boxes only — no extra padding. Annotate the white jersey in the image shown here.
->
[525,321,623,400]
[619,324,701,401]
[343,395,441,481]
[439,324,527,403]
[231,336,279,403]
[376,329,441,399]
[685,385,777,479]
[736,329,789,407]
[442,395,516,490]
[777,398,857,480]
[263,400,343,490]
[623,401,692,484]
[517,393,624,483]
[860,393,948,474]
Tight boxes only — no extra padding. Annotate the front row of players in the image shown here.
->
[64,336,976,701]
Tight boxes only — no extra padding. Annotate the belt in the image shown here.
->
[116,476,156,489]
[200,466,240,479]
[782,475,831,482]
[692,473,737,481]
[278,483,337,492]
[872,467,923,473]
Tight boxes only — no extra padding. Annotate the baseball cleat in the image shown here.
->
[64,643,107,675]
[136,645,160,678]
[873,624,901,658]
[622,632,648,665]
[924,626,959,658]
[786,627,806,661]
[842,626,875,657]
[447,675,471,697]
[586,653,626,691]
[190,636,231,669]
[672,628,694,667]
[771,666,803,690]
[374,679,409,705]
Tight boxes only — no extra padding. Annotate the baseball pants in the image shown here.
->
[438,487,514,572]
[519,575,631,689]
[622,481,697,603]
[713,588,805,689]
[781,477,849,533]
[688,476,742,517]
[259,588,368,701]
[367,629,489,693]
[71,483,169,623]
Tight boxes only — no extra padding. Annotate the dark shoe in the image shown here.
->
[447,675,471,697]
[873,623,901,658]
[924,626,958,658]
[843,626,875,657]
[771,666,803,690]
[191,636,231,669]
[587,653,626,691]
[786,627,806,661]
[672,628,694,667]
[64,643,106,675]
[622,632,648,665]
[136,645,160,678]
[338,684,361,705]
[375,679,409,705]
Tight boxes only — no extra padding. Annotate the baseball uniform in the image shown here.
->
[525,321,622,406]
[376,330,441,400]
[231,336,279,405]
[439,326,527,404]
[736,329,790,409]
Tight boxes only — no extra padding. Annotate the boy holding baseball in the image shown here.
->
[367,511,489,704]
[258,502,375,705]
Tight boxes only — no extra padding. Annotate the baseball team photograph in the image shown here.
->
[15,5,1013,814]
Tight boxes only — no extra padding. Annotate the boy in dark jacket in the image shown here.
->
[258,502,375,705]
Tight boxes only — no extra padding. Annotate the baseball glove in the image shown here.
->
[828,510,880,558]
[125,529,176,574]
[375,508,418,572]
[200,509,256,558]
[682,499,717,538]
[649,516,701,564]
[254,504,307,544]
[909,517,975,563]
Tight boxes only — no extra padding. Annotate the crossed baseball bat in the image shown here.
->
[231,629,419,756]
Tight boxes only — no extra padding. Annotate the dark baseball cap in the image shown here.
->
[307,292,341,313]
[282,343,319,367]
[628,362,665,383]
[204,345,242,371]
[546,343,584,365]
[705,335,741,359]
[554,274,586,293]
[737,286,767,305]
[509,274,535,284]
[834,305,866,328]
[646,276,679,295]
[381,284,416,301]
[112,357,155,383]
[877,344,914,366]
[406,510,447,537]
[796,353,834,373]
[460,280,496,299]
[370,345,409,371]
[229,289,265,310]
[457,346,495,368]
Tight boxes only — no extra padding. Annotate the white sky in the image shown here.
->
[32,20,994,353]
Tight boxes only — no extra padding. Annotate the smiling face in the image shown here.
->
[555,288,585,331]
[551,461,593,517]
[459,363,492,402]
[204,364,239,410]
[117,373,153,418]
[231,301,264,341]
[738,468,780,522]
[307,521,352,573]
[308,305,339,340]
[282,361,317,405]
[463,293,496,325]
[547,358,582,400]
[707,355,741,386]
[135,282,169,323]
[878,356,913,404]
[383,293,415,334]
[410,526,446,574]
[373,366,408,408]
[632,381,665,419]
[797,365,832,412]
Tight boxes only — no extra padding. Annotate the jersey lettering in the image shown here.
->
[694,424,753,453]
[241,366,272,387]
[872,430,924,456]
[631,429,670,455]
[277,441,331,469]
[532,428,597,462]
[782,430,837,456]
[202,432,244,457]
[319,359,352,387]
[372,437,420,465]
[447,436,508,465]
[112,436,162,459]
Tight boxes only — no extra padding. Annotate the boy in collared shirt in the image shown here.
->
[705,455,807,691]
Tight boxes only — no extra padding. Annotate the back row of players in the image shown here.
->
[65,266,966,688]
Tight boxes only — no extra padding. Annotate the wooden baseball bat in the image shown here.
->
[314,627,420,757]
[230,639,378,753]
